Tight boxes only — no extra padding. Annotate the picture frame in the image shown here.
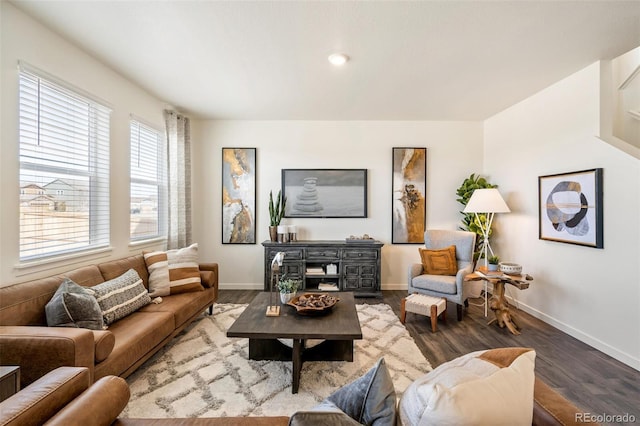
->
[538,168,603,248]
[282,169,367,218]
[392,147,427,244]
[222,148,256,244]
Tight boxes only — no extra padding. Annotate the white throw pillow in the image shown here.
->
[399,347,536,426]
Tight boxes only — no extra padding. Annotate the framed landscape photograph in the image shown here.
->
[282,169,367,218]
[222,148,256,244]
[392,147,427,244]
[538,168,603,248]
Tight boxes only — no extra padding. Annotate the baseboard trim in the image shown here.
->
[505,294,640,371]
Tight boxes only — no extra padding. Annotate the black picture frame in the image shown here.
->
[221,147,256,244]
[282,169,367,218]
[392,147,427,244]
[538,168,603,248]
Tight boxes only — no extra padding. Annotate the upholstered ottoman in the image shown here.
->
[400,293,447,332]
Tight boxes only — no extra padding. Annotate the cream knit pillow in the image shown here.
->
[399,347,536,426]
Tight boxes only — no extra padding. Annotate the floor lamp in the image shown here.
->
[267,252,285,316]
[463,188,510,269]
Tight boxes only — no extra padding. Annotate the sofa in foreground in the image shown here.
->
[0,245,218,387]
[0,349,594,426]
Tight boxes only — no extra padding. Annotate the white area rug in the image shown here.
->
[122,303,432,418]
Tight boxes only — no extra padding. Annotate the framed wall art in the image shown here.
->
[222,147,256,244]
[392,147,427,244]
[538,168,603,248]
[282,169,367,218]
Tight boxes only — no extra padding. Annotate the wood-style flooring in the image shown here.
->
[217,290,640,422]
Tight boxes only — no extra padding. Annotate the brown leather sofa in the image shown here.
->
[0,254,218,387]
[0,366,591,426]
[0,367,289,426]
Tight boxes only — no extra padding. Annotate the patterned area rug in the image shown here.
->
[122,303,432,418]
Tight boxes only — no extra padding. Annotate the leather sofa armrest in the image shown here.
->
[533,377,595,426]
[0,326,95,387]
[46,375,130,426]
[0,367,90,426]
[199,263,218,289]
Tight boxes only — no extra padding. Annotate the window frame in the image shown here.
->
[18,63,111,263]
[129,117,167,242]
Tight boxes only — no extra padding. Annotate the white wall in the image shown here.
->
[191,120,483,289]
[0,2,167,285]
[484,63,640,370]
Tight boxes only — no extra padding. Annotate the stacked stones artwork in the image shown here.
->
[293,177,323,214]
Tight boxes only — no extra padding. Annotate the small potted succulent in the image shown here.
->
[488,255,500,272]
[277,278,300,303]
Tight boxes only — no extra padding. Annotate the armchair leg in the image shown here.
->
[457,304,463,321]
[464,299,469,308]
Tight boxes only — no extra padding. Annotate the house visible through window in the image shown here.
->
[130,119,164,241]
[18,65,111,261]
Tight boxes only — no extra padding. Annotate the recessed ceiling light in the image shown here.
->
[328,53,349,66]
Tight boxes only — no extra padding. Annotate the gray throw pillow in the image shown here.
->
[45,278,104,330]
[92,268,151,325]
[290,358,397,426]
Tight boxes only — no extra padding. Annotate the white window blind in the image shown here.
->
[130,119,165,241]
[19,68,111,261]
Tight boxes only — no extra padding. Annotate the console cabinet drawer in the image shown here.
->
[343,249,377,260]
[307,249,340,260]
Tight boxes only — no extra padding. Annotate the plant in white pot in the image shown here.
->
[488,255,500,272]
[268,190,287,242]
[277,278,300,303]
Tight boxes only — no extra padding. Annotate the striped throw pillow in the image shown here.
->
[92,269,151,325]
[144,243,203,297]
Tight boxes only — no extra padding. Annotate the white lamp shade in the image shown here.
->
[463,188,510,213]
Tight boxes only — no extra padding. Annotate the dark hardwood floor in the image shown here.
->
[217,289,640,422]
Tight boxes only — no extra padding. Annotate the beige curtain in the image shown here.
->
[164,110,192,249]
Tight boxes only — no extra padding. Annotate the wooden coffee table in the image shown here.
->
[226,292,362,393]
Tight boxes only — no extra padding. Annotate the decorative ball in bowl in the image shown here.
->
[499,262,522,275]
[287,293,339,315]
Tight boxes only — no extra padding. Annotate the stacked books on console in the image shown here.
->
[306,267,324,275]
[318,282,339,291]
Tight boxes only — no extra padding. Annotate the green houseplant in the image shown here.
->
[488,255,500,271]
[277,278,300,303]
[268,190,287,241]
[456,173,498,267]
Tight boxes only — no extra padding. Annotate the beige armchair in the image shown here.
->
[408,230,476,321]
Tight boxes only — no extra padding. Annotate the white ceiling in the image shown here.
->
[12,1,640,121]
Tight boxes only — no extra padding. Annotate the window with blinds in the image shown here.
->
[18,67,111,261]
[130,120,165,241]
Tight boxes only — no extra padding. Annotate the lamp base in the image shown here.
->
[266,305,280,316]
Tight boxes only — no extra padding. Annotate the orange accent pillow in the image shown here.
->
[419,245,457,276]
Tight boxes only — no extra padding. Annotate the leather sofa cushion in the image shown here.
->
[0,366,90,426]
[65,265,106,288]
[47,375,130,426]
[98,255,150,289]
[94,311,174,379]
[139,287,216,329]
[93,330,116,363]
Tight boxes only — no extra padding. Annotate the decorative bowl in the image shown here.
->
[287,293,339,315]
[499,262,522,275]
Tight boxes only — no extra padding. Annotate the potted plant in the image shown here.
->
[488,255,500,271]
[268,190,287,242]
[277,278,300,303]
[456,173,498,268]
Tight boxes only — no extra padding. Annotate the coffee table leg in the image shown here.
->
[292,339,303,394]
